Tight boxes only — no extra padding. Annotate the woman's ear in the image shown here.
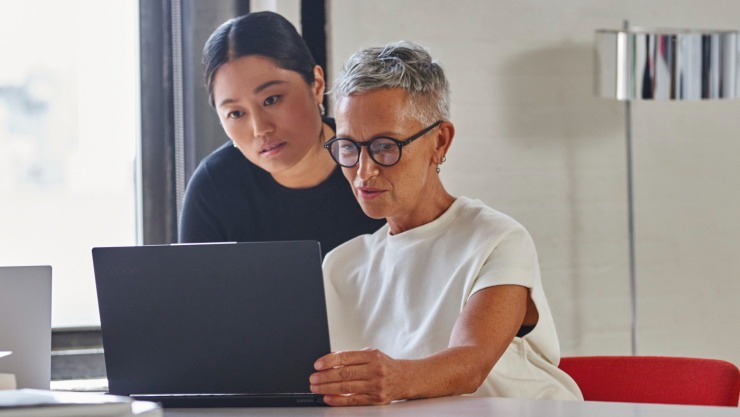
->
[312,65,326,103]
[434,121,455,162]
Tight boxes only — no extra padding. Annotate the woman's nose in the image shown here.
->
[251,110,274,138]
[356,149,380,180]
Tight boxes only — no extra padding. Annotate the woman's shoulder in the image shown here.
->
[453,197,532,242]
[200,141,251,171]
[456,197,526,227]
[183,143,267,208]
[191,141,260,184]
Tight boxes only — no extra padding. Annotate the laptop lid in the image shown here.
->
[92,241,329,397]
[0,266,52,389]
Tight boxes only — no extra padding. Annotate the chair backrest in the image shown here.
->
[559,356,740,406]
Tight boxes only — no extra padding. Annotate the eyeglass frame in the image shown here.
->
[323,120,443,168]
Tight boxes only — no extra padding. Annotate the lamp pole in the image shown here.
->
[623,19,638,356]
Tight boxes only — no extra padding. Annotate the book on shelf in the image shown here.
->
[0,389,161,417]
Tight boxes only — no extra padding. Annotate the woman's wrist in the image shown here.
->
[394,359,418,401]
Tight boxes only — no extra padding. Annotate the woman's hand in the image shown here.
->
[309,348,409,406]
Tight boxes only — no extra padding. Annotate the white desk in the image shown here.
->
[164,395,740,417]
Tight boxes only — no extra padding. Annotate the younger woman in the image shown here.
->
[179,11,384,253]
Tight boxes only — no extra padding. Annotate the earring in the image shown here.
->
[318,103,326,116]
[436,155,446,174]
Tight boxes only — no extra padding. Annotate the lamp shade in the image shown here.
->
[595,28,739,100]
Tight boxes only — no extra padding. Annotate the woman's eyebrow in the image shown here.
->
[217,80,288,108]
[253,80,286,94]
[218,97,238,108]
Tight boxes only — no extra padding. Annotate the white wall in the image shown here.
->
[328,0,740,366]
[250,0,301,31]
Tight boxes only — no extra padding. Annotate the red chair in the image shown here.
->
[559,356,740,406]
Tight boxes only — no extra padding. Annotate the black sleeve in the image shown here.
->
[178,162,227,243]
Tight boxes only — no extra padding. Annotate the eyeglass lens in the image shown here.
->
[329,138,400,167]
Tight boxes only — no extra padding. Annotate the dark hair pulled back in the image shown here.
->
[203,11,317,107]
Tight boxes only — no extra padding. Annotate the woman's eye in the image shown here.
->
[264,95,280,106]
[227,110,244,119]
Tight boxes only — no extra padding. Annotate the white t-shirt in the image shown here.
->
[323,196,582,400]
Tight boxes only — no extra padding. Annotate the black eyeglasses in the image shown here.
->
[323,120,443,168]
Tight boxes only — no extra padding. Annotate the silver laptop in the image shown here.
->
[93,241,329,407]
[0,266,52,389]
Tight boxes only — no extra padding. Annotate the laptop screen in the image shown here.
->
[93,241,329,396]
[0,265,52,390]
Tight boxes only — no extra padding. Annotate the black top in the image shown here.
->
[179,118,385,255]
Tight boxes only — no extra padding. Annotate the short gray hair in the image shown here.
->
[331,40,450,124]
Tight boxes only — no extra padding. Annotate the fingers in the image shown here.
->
[314,349,377,371]
[310,379,381,396]
[322,394,392,407]
[309,362,381,397]
[310,364,375,385]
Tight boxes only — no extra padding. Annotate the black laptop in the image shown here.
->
[92,241,329,407]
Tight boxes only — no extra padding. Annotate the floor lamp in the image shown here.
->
[594,24,739,355]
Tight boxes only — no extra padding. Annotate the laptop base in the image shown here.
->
[130,393,326,408]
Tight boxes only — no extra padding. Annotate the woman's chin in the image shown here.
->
[253,156,296,175]
[358,202,387,220]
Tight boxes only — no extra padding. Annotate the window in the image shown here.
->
[1,0,325,385]
[0,0,139,328]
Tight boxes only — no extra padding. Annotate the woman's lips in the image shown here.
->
[356,187,385,200]
[259,142,286,157]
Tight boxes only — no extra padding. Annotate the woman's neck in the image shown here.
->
[387,183,455,235]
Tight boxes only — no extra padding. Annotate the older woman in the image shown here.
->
[309,41,582,406]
